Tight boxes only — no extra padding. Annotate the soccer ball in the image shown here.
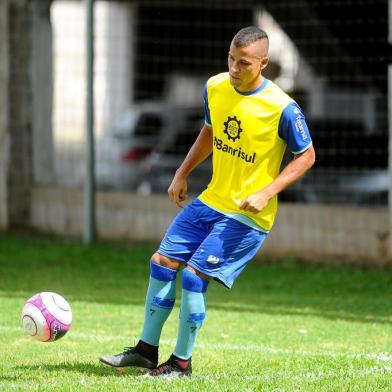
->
[21,292,72,342]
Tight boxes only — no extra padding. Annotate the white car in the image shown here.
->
[96,102,204,190]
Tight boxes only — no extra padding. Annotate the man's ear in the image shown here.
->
[260,56,269,72]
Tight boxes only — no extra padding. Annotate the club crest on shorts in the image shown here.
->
[207,255,220,264]
[223,116,242,142]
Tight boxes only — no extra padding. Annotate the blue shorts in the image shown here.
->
[157,199,267,288]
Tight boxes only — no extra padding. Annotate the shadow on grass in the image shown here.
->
[15,362,143,377]
[1,233,392,325]
[0,375,20,382]
[206,301,392,325]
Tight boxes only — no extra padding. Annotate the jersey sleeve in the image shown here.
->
[278,102,312,154]
[203,82,212,127]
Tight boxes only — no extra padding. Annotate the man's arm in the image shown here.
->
[168,124,213,207]
[239,145,315,213]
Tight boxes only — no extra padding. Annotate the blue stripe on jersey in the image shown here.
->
[278,102,312,154]
[234,78,269,96]
[203,82,212,126]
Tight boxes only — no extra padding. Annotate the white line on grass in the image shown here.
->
[2,325,391,363]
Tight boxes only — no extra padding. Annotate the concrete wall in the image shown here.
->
[30,186,390,264]
[51,1,135,148]
[268,203,389,262]
[0,0,10,229]
[31,0,54,184]
[0,0,33,228]
[0,0,53,229]
[7,0,33,225]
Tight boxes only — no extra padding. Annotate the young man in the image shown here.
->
[100,26,315,378]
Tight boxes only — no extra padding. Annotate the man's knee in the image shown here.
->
[186,265,210,281]
[151,252,181,270]
[182,267,209,293]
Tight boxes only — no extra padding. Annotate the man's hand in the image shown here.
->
[239,146,316,213]
[239,189,271,213]
[168,175,188,208]
[166,124,213,208]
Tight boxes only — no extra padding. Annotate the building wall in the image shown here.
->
[0,0,53,229]
[30,186,390,264]
[0,0,10,229]
[0,0,34,228]
[31,0,54,185]
[8,0,34,225]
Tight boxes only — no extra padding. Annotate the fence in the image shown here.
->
[0,0,389,263]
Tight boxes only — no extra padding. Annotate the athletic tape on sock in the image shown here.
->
[150,260,178,281]
[182,268,209,292]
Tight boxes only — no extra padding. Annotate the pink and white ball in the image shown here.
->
[21,292,72,342]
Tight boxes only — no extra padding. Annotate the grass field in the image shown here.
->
[0,233,391,391]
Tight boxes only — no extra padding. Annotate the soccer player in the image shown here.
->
[100,26,315,378]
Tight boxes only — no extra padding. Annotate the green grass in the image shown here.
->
[0,233,391,391]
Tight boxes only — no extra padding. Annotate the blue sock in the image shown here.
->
[173,268,208,359]
[140,260,177,346]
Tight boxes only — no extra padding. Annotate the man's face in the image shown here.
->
[228,40,269,91]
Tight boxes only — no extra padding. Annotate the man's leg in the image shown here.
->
[147,266,209,377]
[99,253,181,369]
[139,254,180,347]
[100,199,215,370]
[173,267,209,360]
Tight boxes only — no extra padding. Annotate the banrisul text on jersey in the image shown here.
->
[213,136,256,164]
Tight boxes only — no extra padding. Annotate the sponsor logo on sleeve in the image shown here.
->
[295,116,308,141]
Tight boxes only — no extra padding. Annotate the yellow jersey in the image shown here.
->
[198,72,312,232]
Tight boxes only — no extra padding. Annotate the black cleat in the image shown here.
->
[146,354,192,378]
[99,346,157,369]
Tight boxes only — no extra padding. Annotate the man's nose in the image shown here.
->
[230,61,238,73]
